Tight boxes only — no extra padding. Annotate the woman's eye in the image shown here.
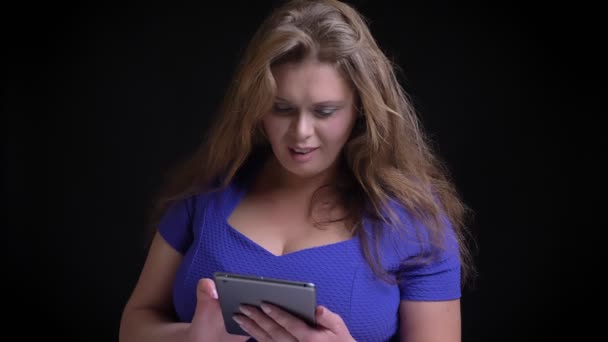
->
[273,104,293,113]
[316,108,337,117]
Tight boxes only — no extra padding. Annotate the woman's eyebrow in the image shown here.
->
[313,101,344,107]
[274,96,345,106]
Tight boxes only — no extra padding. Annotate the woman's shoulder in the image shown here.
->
[368,196,457,259]
[188,176,243,207]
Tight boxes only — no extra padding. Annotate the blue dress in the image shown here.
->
[158,174,461,341]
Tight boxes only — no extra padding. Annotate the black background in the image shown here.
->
[3,0,600,341]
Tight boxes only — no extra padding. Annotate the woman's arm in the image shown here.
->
[399,299,461,342]
[119,232,188,342]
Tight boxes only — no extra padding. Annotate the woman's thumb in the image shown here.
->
[196,278,219,302]
[314,306,343,332]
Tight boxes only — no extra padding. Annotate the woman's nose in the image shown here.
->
[291,112,314,140]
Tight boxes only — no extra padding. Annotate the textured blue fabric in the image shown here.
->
[158,178,461,341]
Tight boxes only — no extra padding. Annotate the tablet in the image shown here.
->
[213,272,317,336]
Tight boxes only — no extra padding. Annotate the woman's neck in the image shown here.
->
[247,155,350,226]
[254,156,338,200]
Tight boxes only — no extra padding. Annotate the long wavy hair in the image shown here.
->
[148,0,475,286]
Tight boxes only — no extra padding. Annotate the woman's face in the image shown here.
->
[262,59,357,180]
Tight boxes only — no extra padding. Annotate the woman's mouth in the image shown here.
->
[288,147,318,162]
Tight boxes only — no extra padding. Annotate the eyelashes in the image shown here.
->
[273,103,293,113]
[273,104,338,117]
[317,108,337,117]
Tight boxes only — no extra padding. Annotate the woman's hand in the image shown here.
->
[185,278,250,342]
[233,302,355,342]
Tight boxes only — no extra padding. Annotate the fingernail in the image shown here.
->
[260,303,271,314]
[233,315,243,324]
[211,289,218,299]
[239,305,251,316]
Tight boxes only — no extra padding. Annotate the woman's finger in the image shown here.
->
[258,302,312,338]
[237,305,297,341]
[314,305,347,333]
[233,313,272,341]
[198,278,218,299]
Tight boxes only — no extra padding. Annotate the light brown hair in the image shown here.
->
[149,0,475,286]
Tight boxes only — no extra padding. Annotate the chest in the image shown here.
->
[171,192,402,341]
[176,224,401,342]
[227,196,353,256]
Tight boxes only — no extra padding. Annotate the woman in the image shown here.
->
[119,0,474,341]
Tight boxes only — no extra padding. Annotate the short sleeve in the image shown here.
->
[380,201,462,301]
[398,247,461,301]
[397,226,462,301]
[157,196,196,254]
